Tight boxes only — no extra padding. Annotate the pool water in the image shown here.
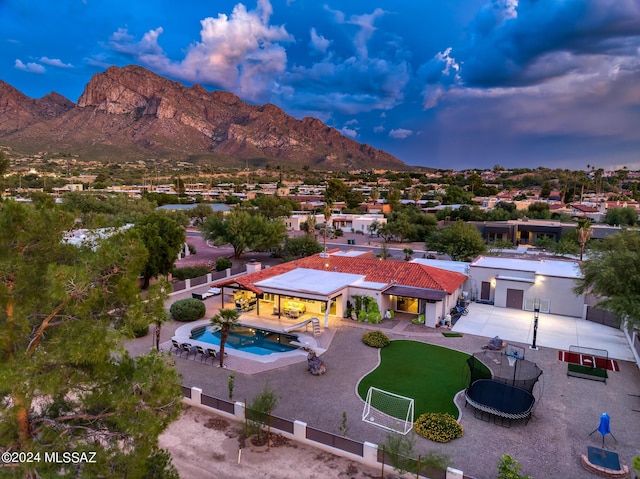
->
[191,326,299,356]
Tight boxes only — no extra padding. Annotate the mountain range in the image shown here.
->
[0,65,405,170]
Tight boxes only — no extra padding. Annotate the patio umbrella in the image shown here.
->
[589,413,617,448]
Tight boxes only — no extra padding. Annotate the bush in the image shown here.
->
[414,413,463,443]
[215,257,233,272]
[187,243,197,255]
[247,383,278,445]
[171,265,210,280]
[170,299,206,322]
[362,330,390,348]
[132,323,150,338]
[497,454,531,479]
[333,228,343,237]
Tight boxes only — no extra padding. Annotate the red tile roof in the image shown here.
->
[571,204,598,213]
[216,252,467,296]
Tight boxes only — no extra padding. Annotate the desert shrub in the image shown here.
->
[170,298,206,322]
[497,454,531,479]
[187,243,197,254]
[384,433,417,475]
[171,265,210,280]
[247,383,278,444]
[414,413,463,443]
[131,322,150,338]
[215,257,233,271]
[333,228,343,237]
[362,330,390,348]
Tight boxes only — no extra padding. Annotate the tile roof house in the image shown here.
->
[215,251,467,328]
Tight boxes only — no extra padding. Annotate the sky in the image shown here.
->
[2,0,640,171]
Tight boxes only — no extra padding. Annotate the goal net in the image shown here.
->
[362,387,414,435]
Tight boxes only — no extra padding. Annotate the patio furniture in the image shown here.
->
[282,300,306,318]
[181,343,194,359]
[205,348,218,363]
[195,345,207,362]
[171,339,182,354]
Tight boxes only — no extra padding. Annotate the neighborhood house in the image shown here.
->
[215,250,467,328]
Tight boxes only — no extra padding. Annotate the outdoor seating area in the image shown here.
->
[281,300,306,318]
[234,291,257,312]
[171,339,219,364]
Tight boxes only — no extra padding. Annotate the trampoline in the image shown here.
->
[465,379,535,425]
[464,348,542,426]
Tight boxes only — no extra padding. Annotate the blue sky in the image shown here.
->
[2,0,640,170]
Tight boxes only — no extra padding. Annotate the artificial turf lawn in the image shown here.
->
[357,340,490,419]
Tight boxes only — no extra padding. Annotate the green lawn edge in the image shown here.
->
[357,340,490,419]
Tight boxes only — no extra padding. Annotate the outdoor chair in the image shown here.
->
[171,339,181,354]
[206,348,218,363]
[195,345,207,362]
[181,343,194,359]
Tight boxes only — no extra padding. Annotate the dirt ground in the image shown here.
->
[159,406,384,479]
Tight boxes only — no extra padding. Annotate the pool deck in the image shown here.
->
[170,317,334,372]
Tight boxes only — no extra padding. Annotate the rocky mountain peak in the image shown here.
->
[0,65,406,169]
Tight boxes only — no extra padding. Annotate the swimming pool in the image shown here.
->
[190,325,299,356]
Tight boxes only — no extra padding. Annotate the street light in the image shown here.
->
[530,298,540,350]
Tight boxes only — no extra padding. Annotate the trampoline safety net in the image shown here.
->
[467,350,542,393]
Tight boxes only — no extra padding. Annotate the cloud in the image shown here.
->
[14,59,45,73]
[282,7,410,115]
[309,28,330,53]
[345,8,386,59]
[389,128,413,139]
[373,125,385,133]
[39,57,74,68]
[340,126,358,138]
[417,0,640,129]
[419,47,461,109]
[461,0,640,88]
[109,0,292,102]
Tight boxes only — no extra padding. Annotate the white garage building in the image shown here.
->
[468,256,585,317]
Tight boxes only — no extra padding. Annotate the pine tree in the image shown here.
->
[0,201,182,478]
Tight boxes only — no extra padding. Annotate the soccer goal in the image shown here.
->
[362,387,415,435]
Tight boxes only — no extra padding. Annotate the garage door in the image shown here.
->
[506,289,524,309]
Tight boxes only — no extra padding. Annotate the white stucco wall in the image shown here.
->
[469,265,585,317]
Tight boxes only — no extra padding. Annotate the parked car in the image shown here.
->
[192,287,222,300]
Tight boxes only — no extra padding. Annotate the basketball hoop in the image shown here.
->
[505,343,524,368]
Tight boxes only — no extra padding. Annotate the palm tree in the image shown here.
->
[322,201,333,254]
[576,219,592,261]
[370,187,380,203]
[303,214,316,237]
[411,188,422,206]
[210,308,240,367]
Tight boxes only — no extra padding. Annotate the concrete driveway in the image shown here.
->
[452,302,635,361]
